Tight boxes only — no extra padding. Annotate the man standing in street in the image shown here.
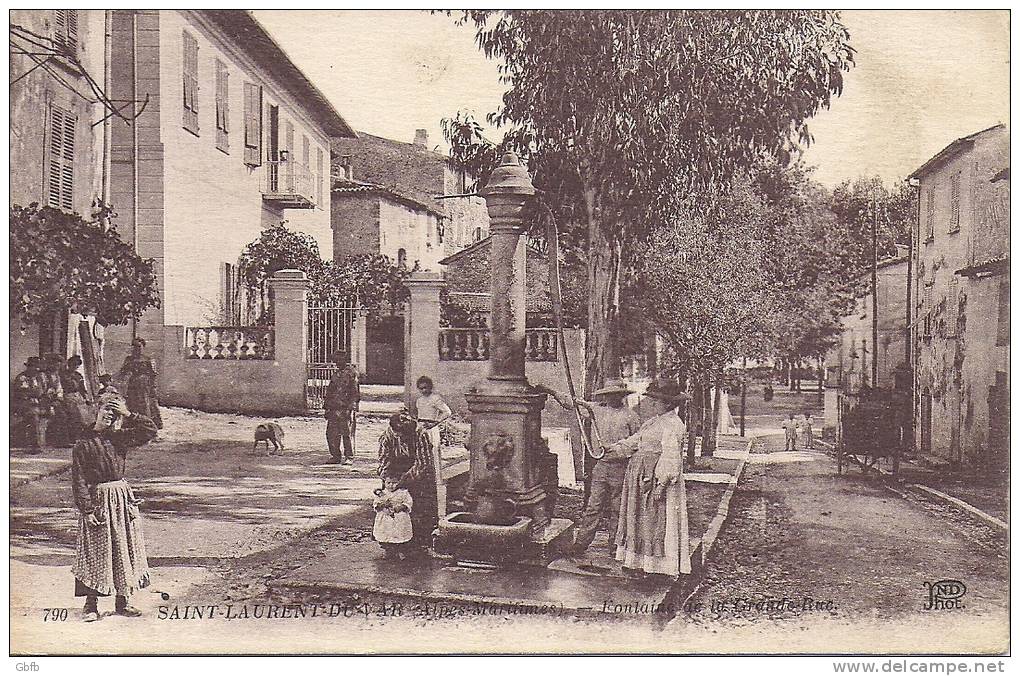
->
[783,413,799,451]
[12,356,48,451]
[537,378,640,557]
[325,350,360,465]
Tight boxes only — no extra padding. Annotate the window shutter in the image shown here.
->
[53,10,78,54]
[182,32,199,134]
[925,188,936,240]
[316,148,324,206]
[284,120,295,189]
[215,60,229,152]
[47,104,76,211]
[243,82,262,166]
[949,173,961,233]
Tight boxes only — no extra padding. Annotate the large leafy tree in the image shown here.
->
[639,180,776,453]
[449,10,854,394]
[10,203,160,327]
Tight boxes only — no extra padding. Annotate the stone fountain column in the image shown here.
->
[455,152,568,555]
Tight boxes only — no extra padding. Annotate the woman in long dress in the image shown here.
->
[118,338,163,429]
[414,375,453,517]
[603,380,692,577]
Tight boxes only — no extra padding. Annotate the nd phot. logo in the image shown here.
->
[922,579,966,610]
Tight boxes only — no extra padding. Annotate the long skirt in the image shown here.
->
[421,422,446,518]
[615,451,691,577]
[71,480,150,597]
[126,376,163,429]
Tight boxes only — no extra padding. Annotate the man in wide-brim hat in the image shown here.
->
[12,356,47,450]
[536,377,641,557]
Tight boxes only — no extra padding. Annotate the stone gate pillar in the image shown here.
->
[403,271,445,407]
[268,269,310,411]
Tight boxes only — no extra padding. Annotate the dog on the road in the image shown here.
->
[253,422,285,455]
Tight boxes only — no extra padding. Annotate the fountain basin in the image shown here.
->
[434,512,533,565]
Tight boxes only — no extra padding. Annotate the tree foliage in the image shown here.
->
[237,222,411,322]
[638,180,776,379]
[10,202,160,326]
[446,9,855,393]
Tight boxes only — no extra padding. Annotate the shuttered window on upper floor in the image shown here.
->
[945,277,959,337]
[182,31,200,135]
[52,10,78,56]
[316,148,324,207]
[215,60,229,153]
[925,187,936,241]
[949,172,961,233]
[46,103,76,212]
[242,82,262,166]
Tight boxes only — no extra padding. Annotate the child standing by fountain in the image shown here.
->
[373,477,413,559]
[414,375,452,517]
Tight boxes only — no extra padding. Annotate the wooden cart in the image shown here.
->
[836,389,908,475]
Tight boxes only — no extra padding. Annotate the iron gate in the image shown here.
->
[307,302,361,408]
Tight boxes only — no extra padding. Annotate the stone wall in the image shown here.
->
[442,238,553,316]
[332,193,380,258]
[913,125,1009,466]
[158,270,309,415]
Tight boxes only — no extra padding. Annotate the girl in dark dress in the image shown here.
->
[118,338,163,429]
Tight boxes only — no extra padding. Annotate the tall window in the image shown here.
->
[925,187,936,240]
[949,172,961,233]
[316,148,324,206]
[47,103,76,211]
[45,101,75,209]
[214,60,229,153]
[946,277,959,337]
[53,10,78,55]
[182,32,200,135]
[242,82,262,166]
[284,120,295,188]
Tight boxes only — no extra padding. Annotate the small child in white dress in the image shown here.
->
[373,477,413,559]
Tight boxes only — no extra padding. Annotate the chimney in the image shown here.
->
[413,128,428,150]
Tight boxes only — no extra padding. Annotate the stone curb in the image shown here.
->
[814,440,1008,534]
[669,435,754,621]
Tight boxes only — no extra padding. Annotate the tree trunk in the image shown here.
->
[701,381,715,457]
[710,371,723,450]
[583,203,623,397]
[687,378,702,465]
[778,357,788,386]
[817,355,825,398]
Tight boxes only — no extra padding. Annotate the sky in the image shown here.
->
[255,10,1010,188]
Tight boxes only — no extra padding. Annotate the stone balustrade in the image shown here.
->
[439,328,557,362]
[185,326,274,360]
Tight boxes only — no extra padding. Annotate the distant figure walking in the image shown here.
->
[324,351,360,465]
[783,413,799,451]
[118,338,163,429]
[801,412,815,449]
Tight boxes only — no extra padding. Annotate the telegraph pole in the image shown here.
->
[871,189,880,388]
